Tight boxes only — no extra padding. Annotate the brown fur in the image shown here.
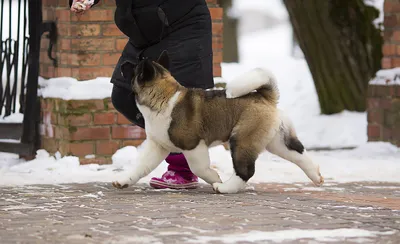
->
[132,59,279,182]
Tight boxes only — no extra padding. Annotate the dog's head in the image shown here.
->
[120,50,172,94]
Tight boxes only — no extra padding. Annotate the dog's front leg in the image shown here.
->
[183,141,222,186]
[112,139,169,189]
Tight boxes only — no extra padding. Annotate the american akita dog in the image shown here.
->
[112,51,324,193]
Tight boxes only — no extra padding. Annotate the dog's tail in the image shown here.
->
[225,68,279,104]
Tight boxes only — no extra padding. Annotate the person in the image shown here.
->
[70,0,214,189]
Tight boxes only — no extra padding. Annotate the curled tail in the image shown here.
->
[225,68,279,104]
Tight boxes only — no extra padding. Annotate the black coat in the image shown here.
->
[69,0,214,127]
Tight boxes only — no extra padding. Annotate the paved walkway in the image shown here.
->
[0,182,399,243]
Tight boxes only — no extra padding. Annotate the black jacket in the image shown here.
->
[70,0,203,48]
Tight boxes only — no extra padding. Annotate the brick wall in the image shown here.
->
[367,0,400,147]
[39,0,223,162]
[40,0,223,79]
[40,98,146,164]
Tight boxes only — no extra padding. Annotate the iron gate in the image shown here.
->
[0,0,56,157]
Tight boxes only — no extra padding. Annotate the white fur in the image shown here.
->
[212,175,246,194]
[225,67,278,99]
[114,139,169,186]
[137,92,182,152]
[183,141,221,185]
[266,112,323,186]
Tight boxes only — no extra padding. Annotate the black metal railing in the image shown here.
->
[0,0,29,117]
[0,0,56,157]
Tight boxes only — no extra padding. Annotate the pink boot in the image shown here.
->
[149,153,198,189]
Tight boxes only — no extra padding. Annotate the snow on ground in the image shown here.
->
[0,0,398,187]
[188,228,396,243]
[0,142,399,187]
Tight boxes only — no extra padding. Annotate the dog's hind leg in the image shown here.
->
[266,114,324,186]
[112,139,169,189]
[213,136,261,194]
[183,141,222,185]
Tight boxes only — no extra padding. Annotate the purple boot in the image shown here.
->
[149,153,198,189]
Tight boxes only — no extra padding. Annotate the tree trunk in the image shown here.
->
[220,0,239,63]
[283,0,382,114]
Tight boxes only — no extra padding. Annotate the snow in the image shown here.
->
[188,229,395,243]
[0,142,399,186]
[1,0,398,188]
[369,67,400,85]
[38,77,113,100]
[230,0,288,21]
[364,0,385,28]
[0,113,23,123]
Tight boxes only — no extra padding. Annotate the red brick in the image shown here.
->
[392,58,400,67]
[380,99,392,109]
[70,24,101,37]
[69,53,102,66]
[94,112,115,125]
[71,38,115,51]
[103,53,121,66]
[368,98,381,109]
[367,124,381,138]
[212,22,223,36]
[107,101,115,111]
[65,114,92,126]
[102,24,125,36]
[384,15,398,28]
[122,140,144,147]
[59,39,71,50]
[383,44,397,56]
[384,1,400,13]
[67,100,104,111]
[367,110,383,124]
[71,127,110,140]
[209,7,223,20]
[117,113,131,125]
[71,9,114,21]
[397,86,400,96]
[116,38,127,51]
[206,0,218,4]
[213,63,221,77]
[72,67,115,80]
[55,126,70,140]
[382,127,393,141]
[212,41,223,50]
[112,126,145,139]
[43,0,57,7]
[213,51,223,63]
[70,142,94,157]
[56,67,72,77]
[382,57,392,69]
[43,8,56,21]
[56,9,71,21]
[80,157,112,165]
[96,141,120,155]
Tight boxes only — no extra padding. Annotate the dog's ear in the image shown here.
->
[138,59,156,82]
[120,60,136,81]
[156,50,170,70]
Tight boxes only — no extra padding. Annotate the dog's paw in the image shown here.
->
[311,166,324,187]
[212,182,241,194]
[212,182,223,194]
[112,181,129,189]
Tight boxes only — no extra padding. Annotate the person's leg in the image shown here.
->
[111,42,197,189]
[147,2,214,189]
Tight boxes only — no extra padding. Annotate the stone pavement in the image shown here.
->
[0,182,399,244]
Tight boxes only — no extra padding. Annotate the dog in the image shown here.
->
[112,51,324,193]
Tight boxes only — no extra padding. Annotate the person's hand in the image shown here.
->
[70,0,94,15]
